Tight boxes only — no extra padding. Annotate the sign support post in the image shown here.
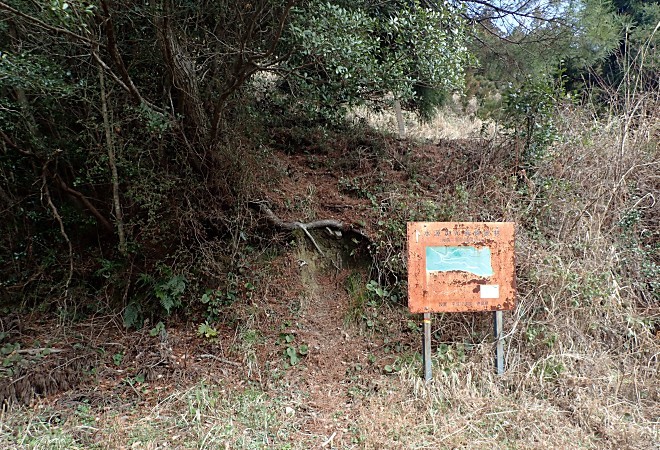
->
[494,310,504,374]
[423,313,432,381]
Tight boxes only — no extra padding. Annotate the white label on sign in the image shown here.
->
[480,284,500,299]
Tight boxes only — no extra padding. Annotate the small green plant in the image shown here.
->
[200,272,255,321]
[124,373,146,387]
[406,319,421,333]
[365,279,398,302]
[383,352,421,374]
[345,278,399,332]
[113,352,124,366]
[1,342,23,376]
[525,324,557,348]
[382,337,410,354]
[197,322,219,340]
[338,177,378,199]
[284,345,300,366]
[345,272,368,324]
[149,321,165,337]
[74,401,95,427]
[435,343,467,373]
[200,289,227,320]
[122,301,142,329]
[534,357,565,382]
[278,331,308,367]
[122,269,187,329]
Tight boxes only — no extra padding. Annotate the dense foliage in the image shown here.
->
[0,0,471,320]
[0,0,656,324]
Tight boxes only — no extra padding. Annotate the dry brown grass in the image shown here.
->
[349,98,495,142]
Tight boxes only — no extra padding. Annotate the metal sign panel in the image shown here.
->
[407,222,516,313]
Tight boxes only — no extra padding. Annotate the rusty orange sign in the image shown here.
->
[407,222,516,313]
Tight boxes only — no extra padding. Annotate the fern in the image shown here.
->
[155,275,187,314]
[123,302,141,329]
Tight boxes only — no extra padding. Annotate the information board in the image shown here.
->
[407,222,516,313]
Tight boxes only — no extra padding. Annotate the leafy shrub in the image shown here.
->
[502,76,563,169]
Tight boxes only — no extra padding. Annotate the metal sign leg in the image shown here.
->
[494,310,504,374]
[423,313,432,381]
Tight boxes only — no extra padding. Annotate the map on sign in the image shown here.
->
[425,246,494,277]
[407,222,516,313]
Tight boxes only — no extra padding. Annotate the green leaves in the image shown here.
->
[0,51,74,96]
[47,0,95,32]
[197,322,219,340]
[502,75,563,168]
[123,302,141,329]
[285,346,300,365]
[155,274,187,315]
[279,330,308,367]
[282,1,470,114]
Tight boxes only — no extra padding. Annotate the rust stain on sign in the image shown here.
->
[407,222,516,313]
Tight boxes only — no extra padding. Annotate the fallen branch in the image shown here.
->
[320,431,336,448]
[14,348,65,355]
[253,203,365,256]
[198,354,240,367]
[294,221,325,255]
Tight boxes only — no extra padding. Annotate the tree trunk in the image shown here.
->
[152,1,210,143]
[99,65,127,255]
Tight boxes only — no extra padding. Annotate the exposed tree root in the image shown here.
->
[252,202,368,256]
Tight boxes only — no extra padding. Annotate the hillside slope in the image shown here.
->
[1,110,658,449]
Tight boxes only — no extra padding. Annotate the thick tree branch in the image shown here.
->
[254,202,370,234]
[99,0,148,108]
[52,174,115,234]
[254,203,369,256]
[0,131,115,234]
[210,0,297,143]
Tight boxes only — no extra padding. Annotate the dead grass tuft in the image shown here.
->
[349,100,495,142]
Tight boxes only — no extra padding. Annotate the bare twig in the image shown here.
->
[320,431,336,448]
[14,348,65,355]
[41,162,74,301]
[198,354,240,367]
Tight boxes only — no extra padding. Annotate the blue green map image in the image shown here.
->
[426,246,494,277]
